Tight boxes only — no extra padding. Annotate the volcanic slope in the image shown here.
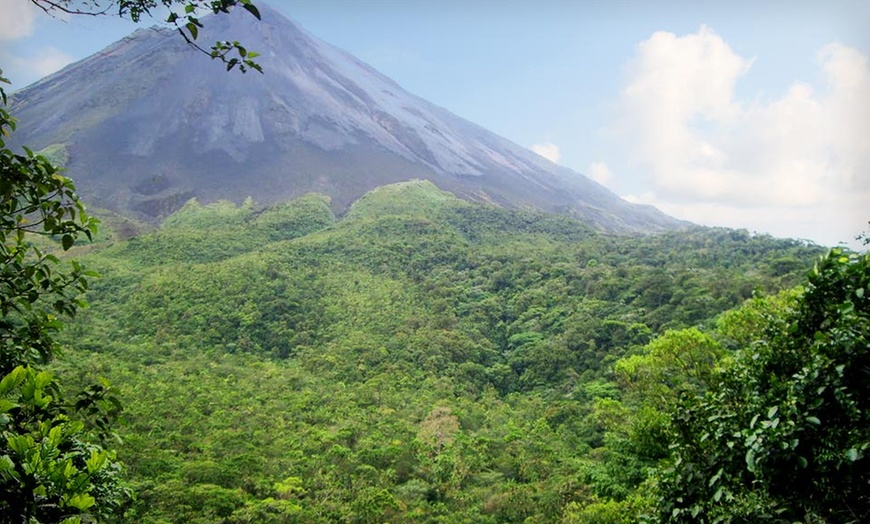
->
[9,3,681,232]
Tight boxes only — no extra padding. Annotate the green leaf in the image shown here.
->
[7,435,34,456]
[62,234,74,250]
[63,459,78,479]
[186,22,198,40]
[806,415,821,425]
[35,370,53,389]
[86,449,108,473]
[0,367,27,396]
[242,2,261,19]
[846,448,861,461]
[65,493,95,511]
[48,425,63,447]
[709,467,723,487]
[767,406,778,418]
[0,455,15,473]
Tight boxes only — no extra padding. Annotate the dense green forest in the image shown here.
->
[2,2,868,522]
[31,180,857,523]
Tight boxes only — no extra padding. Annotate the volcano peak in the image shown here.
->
[9,4,683,232]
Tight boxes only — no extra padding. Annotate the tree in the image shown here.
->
[0,80,98,375]
[614,328,723,409]
[656,249,870,523]
[0,2,261,520]
[0,68,128,522]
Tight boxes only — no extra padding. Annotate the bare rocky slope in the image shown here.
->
[9,3,684,232]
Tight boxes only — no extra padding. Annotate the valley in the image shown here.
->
[53,183,827,522]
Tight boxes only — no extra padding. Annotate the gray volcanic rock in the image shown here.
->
[9,3,683,232]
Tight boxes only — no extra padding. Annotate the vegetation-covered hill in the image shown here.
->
[56,180,826,522]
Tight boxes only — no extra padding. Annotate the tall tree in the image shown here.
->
[657,249,870,523]
[1,3,260,520]
[0,67,127,523]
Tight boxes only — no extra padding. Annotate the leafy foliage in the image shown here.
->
[0,366,127,523]
[53,182,825,522]
[2,3,263,520]
[0,70,126,523]
[0,117,98,372]
[657,250,870,523]
[615,328,722,408]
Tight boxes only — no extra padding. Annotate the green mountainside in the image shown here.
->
[55,181,826,522]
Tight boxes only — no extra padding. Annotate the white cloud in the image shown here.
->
[2,47,75,87]
[26,47,75,78]
[531,142,561,163]
[588,161,613,187]
[624,191,864,247]
[0,0,39,41]
[611,26,870,247]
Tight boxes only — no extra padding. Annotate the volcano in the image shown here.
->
[9,3,682,232]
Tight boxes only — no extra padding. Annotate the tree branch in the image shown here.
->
[29,0,112,17]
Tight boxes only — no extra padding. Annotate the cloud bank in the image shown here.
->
[532,142,561,164]
[0,0,38,41]
[588,161,614,187]
[25,47,75,78]
[0,1,75,87]
[613,26,869,246]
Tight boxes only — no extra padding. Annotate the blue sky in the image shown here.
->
[1,0,868,247]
